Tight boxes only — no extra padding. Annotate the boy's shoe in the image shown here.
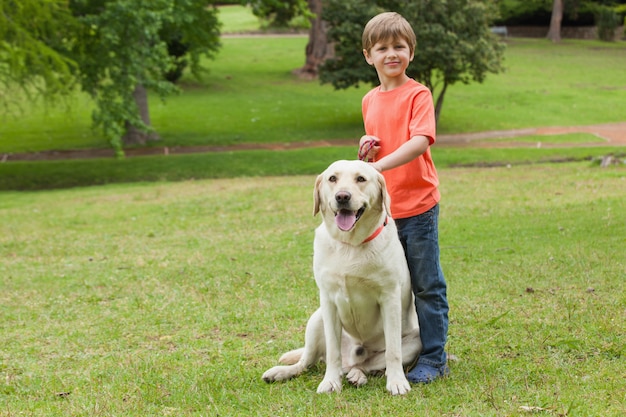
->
[407,363,450,384]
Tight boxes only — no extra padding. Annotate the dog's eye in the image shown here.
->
[356,176,366,183]
[329,175,337,183]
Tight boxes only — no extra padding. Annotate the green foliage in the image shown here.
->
[407,0,506,116]
[318,0,379,88]
[320,0,505,122]
[594,4,621,40]
[0,0,79,106]
[68,0,221,154]
[0,0,221,155]
[496,0,552,24]
[497,0,626,26]
[244,0,312,29]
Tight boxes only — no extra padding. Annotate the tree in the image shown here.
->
[1,0,221,156]
[0,0,78,107]
[242,0,329,78]
[69,0,221,152]
[293,0,333,79]
[547,0,564,42]
[320,0,505,123]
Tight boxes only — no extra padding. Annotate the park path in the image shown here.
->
[2,122,625,162]
[436,122,626,147]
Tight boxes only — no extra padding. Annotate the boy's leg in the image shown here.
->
[396,204,449,383]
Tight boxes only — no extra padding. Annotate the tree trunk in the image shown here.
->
[122,84,160,145]
[547,0,563,43]
[293,0,334,79]
[433,82,447,125]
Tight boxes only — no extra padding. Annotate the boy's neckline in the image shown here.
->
[378,77,412,92]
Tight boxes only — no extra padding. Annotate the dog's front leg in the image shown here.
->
[381,288,411,395]
[317,294,343,394]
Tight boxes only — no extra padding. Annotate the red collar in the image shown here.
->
[362,217,389,243]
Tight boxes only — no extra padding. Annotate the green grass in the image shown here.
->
[1,145,624,190]
[2,7,624,413]
[1,162,624,416]
[1,37,625,154]
[0,7,624,190]
[219,4,261,34]
[439,38,626,133]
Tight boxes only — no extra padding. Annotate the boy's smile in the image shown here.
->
[363,37,414,90]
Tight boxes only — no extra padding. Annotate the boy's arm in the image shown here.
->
[370,135,430,172]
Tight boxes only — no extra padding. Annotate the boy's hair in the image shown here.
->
[362,12,416,54]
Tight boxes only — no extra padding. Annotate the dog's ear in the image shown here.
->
[313,174,323,216]
[377,173,392,217]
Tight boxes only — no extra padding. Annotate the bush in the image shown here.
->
[595,6,620,41]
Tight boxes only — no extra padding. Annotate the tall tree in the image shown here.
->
[1,0,221,156]
[69,0,221,152]
[547,0,564,42]
[293,0,333,79]
[243,0,326,77]
[320,0,505,123]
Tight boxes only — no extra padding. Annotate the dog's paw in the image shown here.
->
[386,376,411,395]
[317,378,342,394]
[346,368,368,387]
[262,365,296,383]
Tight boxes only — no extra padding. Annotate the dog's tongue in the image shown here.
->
[336,209,357,231]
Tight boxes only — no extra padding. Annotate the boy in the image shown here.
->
[358,11,449,383]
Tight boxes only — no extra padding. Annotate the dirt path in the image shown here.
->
[436,122,626,147]
[2,122,625,162]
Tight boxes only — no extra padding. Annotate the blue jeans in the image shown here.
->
[395,204,449,368]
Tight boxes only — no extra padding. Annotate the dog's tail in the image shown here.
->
[278,348,305,365]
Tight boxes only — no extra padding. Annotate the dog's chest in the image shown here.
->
[315,249,386,299]
[325,272,387,340]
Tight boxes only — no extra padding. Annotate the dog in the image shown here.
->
[262,160,421,395]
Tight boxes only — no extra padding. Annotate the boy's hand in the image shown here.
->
[358,135,380,162]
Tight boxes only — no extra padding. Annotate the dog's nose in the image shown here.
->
[335,191,351,204]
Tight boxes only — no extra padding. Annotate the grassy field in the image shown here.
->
[1,32,625,190]
[1,6,624,415]
[1,145,624,191]
[1,36,625,154]
[218,4,261,33]
[1,161,624,416]
[1,5,625,191]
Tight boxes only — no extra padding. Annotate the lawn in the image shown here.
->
[1,6,625,415]
[1,161,624,416]
[1,34,625,154]
[1,30,624,191]
[218,4,262,34]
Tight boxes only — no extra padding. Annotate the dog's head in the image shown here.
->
[314,160,391,244]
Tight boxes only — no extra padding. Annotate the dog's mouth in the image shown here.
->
[335,207,365,231]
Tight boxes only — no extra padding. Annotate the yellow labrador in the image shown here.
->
[262,160,421,395]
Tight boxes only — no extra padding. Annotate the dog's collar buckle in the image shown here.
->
[362,217,389,243]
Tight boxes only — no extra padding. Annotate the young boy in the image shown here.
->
[358,11,449,383]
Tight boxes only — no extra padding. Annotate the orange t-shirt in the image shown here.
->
[362,79,440,219]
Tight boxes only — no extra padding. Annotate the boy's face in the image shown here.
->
[363,37,414,81]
